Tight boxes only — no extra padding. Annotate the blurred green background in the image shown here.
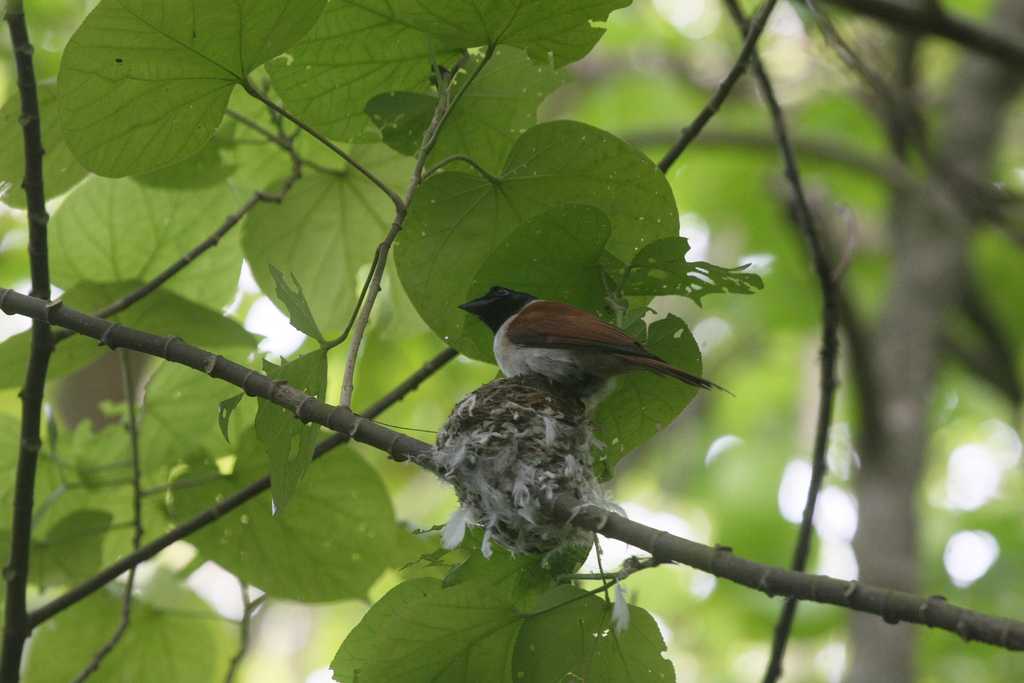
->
[1,1,1022,681]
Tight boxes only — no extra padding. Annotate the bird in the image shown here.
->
[458,285,726,396]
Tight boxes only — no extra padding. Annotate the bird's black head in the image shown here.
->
[458,286,537,332]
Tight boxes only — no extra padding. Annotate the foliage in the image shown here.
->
[0,0,1019,682]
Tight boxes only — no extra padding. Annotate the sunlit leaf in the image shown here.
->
[396,120,678,360]
[269,266,325,343]
[50,176,244,309]
[58,0,327,175]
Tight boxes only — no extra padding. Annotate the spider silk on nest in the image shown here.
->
[431,373,616,558]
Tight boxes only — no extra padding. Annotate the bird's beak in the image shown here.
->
[458,294,491,314]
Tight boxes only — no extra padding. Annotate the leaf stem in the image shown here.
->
[241,80,404,211]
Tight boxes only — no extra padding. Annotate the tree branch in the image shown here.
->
[3,293,1021,652]
[820,0,1024,66]
[69,352,143,683]
[223,580,253,683]
[657,0,779,173]
[241,80,404,212]
[556,497,1024,652]
[1,5,54,680]
[339,46,493,408]
[719,2,842,680]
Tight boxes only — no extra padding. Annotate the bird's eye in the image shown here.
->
[493,287,509,296]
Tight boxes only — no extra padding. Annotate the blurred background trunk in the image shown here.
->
[847,2,1024,681]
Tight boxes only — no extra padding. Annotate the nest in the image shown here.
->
[432,374,612,556]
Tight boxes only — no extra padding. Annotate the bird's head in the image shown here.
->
[458,286,537,332]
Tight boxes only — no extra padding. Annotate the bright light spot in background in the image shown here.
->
[777,461,858,541]
[816,540,858,581]
[738,252,775,276]
[693,316,733,354]
[705,434,743,466]
[814,487,858,543]
[245,295,306,357]
[223,259,261,316]
[815,642,847,683]
[678,213,710,260]
[652,0,721,39]
[186,561,264,620]
[731,646,770,681]
[690,572,717,600]
[944,530,999,588]
[826,423,860,481]
[778,460,811,523]
[583,503,704,571]
[0,279,64,342]
[650,611,674,646]
[943,421,1021,511]
[306,668,335,683]
[766,1,806,39]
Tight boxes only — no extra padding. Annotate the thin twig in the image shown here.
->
[241,80,404,211]
[339,45,495,408]
[52,160,303,346]
[819,0,1024,66]
[423,154,501,183]
[717,2,842,681]
[1,294,1022,649]
[70,352,143,682]
[657,0,780,173]
[1,4,54,680]
[223,580,253,683]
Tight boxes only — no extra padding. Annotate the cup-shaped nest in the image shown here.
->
[433,374,611,556]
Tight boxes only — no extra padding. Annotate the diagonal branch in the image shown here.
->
[242,80,404,212]
[52,163,303,346]
[1,4,55,681]
[719,2,842,681]
[3,292,1022,651]
[339,47,493,408]
[820,0,1024,66]
[657,0,779,173]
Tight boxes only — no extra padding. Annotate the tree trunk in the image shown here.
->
[847,2,1024,681]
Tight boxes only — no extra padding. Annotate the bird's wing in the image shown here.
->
[506,301,660,359]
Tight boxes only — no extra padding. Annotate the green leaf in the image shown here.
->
[0,83,88,207]
[0,284,255,389]
[269,266,325,343]
[254,350,327,510]
[58,0,327,176]
[593,314,702,468]
[140,362,244,475]
[369,47,564,171]
[512,585,674,682]
[269,0,454,141]
[168,431,397,602]
[24,572,231,683]
[399,0,630,67]
[49,176,244,309]
[366,92,437,156]
[333,578,669,683]
[464,203,612,353]
[396,120,678,359]
[243,148,412,335]
[332,578,522,682]
[218,394,244,443]
[621,236,764,305]
[33,509,112,586]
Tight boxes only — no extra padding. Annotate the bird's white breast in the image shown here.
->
[493,303,581,382]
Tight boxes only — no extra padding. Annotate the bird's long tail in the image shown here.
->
[618,355,733,395]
